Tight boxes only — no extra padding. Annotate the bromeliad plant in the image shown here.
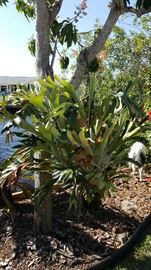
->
[0,75,148,208]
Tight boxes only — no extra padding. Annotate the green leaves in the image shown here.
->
[52,20,77,48]
[0,0,8,6]
[60,56,69,69]
[136,0,151,9]
[88,57,99,73]
[15,0,35,20]
[60,22,77,47]
[28,37,36,57]
[79,129,93,156]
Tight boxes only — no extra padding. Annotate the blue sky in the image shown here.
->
[0,0,134,77]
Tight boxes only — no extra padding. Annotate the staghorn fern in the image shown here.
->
[0,75,150,209]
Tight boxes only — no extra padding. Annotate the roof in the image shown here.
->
[0,76,36,85]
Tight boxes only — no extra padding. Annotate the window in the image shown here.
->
[11,85,17,91]
[1,85,7,92]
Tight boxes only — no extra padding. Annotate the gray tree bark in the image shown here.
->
[35,0,51,78]
[70,6,121,89]
[35,0,63,78]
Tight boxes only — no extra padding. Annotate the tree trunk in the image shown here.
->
[35,0,51,78]
[35,0,63,79]
[34,152,52,233]
[34,0,63,234]
[34,0,52,233]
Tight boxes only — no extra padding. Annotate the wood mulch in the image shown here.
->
[0,165,151,270]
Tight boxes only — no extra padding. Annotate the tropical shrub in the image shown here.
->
[0,76,149,209]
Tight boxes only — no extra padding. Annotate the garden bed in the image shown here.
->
[0,166,151,270]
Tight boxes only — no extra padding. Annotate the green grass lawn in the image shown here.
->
[112,227,151,270]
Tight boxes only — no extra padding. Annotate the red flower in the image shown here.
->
[146,111,151,120]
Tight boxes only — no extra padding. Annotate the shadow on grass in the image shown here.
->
[111,226,151,270]
[113,254,151,270]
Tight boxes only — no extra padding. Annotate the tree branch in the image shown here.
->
[70,7,121,90]
[123,6,151,16]
[49,0,64,26]
[50,39,58,79]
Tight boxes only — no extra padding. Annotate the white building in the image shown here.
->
[0,76,35,94]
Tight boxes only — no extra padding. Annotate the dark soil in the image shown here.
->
[0,166,151,270]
